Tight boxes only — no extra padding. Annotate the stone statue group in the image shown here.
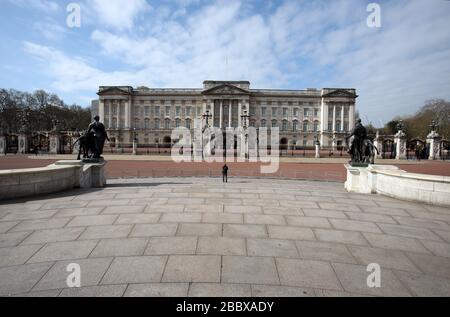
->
[346,119,379,165]
[74,116,110,160]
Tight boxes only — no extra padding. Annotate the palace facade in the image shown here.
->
[94,81,357,149]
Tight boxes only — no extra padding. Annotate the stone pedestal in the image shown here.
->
[49,133,61,154]
[315,144,320,158]
[18,133,31,154]
[427,131,441,160]
[394,131,407,160]
[373,132,382,159]
[54,160,107,188]
[132,140,137,155]
[0,135,6,155]
[345,164,371,194]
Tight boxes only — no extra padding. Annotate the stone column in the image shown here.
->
[320,101,328,147]
[99,100,105,122]
[341,106,345,132]
[18,133,31,154]
[49,133,61,155]
[219,100,223,129]
[228,101,232,128]
[427,131,441,160]
[0,134,6,155]
[349,105,355,132]
[394,130,407,160]
[238,100,242,128]
[332,105,336,132]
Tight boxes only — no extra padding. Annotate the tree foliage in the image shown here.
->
[0,88,91,133]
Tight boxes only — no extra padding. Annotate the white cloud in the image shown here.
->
[8,0,59,12]
[85,0,151,31]
[21,0,450,124]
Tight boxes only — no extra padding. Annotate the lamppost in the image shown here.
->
[241,110,250,159]
[202,110,212,160]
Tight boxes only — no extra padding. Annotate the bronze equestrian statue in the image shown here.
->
[74,116,110,160]
[346,119,378,165]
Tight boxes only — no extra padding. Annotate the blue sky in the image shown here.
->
[1,0,450,126]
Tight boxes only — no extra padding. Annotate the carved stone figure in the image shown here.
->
[86,116,110,159]
[347,119,377,165]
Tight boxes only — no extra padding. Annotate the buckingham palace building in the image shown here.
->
[94,80,357,150]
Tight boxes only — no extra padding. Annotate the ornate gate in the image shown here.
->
[382,139,395,159]
[441,140,450,160]
[406,138,428,160]
[31,134,50,153]
[6,134,18,154]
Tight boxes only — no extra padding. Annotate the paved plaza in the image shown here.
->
[1,177,450,297]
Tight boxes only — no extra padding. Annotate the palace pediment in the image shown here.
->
[323,89,358,98]
[202,84,250,95]
[97,86,132,96]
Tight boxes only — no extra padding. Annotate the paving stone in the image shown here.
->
[302,208,347,219]
[145,204,185,213]
[90,238,148,257]
[421,240,450,258]
[53,207,104,218]
[267,226,315,241]
[296,241,357,264]
[334,198,378,207]
[224,205,262,214]
[0,221,20,233]
[87,199,130,207]
[59,285,127,297]
[78,225,132,240]
[247,239,299,258]
[393,271,450,297]
[9,218,70,233]
[0,244,43,267]
[393,216,450,231]
[434,229,450,243]
[160,213,202,223]
[115,213,160,224]
[314,229,368,246]
[162,255,221,283]
[202,213,243,224]
[222,256,279,285]
[251,285,315,297]
[376,201,426,211]
[67,215,118,227]
[28,240,98,263]
[344,212,397,224]
[348,245,420,272]
[286,216,331,229]
[314,289,372,297]
[13,289,62,297]
[177,224,222,236]
[102,205,146,215]
[2,210,58,221]
[130,224,178,237]
[377,223,442,241]
[361,206,409,217]
[223,224,267,238]
[189,283,251,297]
[0,262,53,296]
[244,214,286,225]
[21,227,85,245]
[33,258,113,291]
[262,207,303,216]
[41,201,88,210]
[0,231,31,248]
[101,256,167,284]
[363,233,430,254]
[184,204,223,213]
[197,237,246,256]
[332,262,412,297]
[145,237,197,255]
[276,258,342,290]
[329,219,382,234]
[406,252,450,279]
[318,203,361,212]
[125,283,189,297]
[167,198,204,205]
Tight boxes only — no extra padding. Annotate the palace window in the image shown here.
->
[175,119,181,128]
[303,121,309,132]
[261,107,267,116]
[261,119,267,128]
[283,108,288,117]
[344,122,349,131]
[165,119,171,129]
[250,120,256,128]
[154,118,160,129]
[176,106,181,116]
[328,122,333,131]
[112,118,117,129]
[313,121,319,132]
[155,106,160,116]
[104,118,109,128]
[272,108,277,117]
[134,118,140,129]
[293,120,298,131]
[272,120,278,128]
[186,119,192,129]
[144,106,150,116]
[336,121,341,131]
[293,108,299,117]
[314,109,319,117]
[186,107,192,116]
[104,105,109,115]
[144,119,150,129]
[282,120,288,131]
[304,108,309,117]
[165,106,171,116]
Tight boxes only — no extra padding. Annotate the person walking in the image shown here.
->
[222,164,229,183]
